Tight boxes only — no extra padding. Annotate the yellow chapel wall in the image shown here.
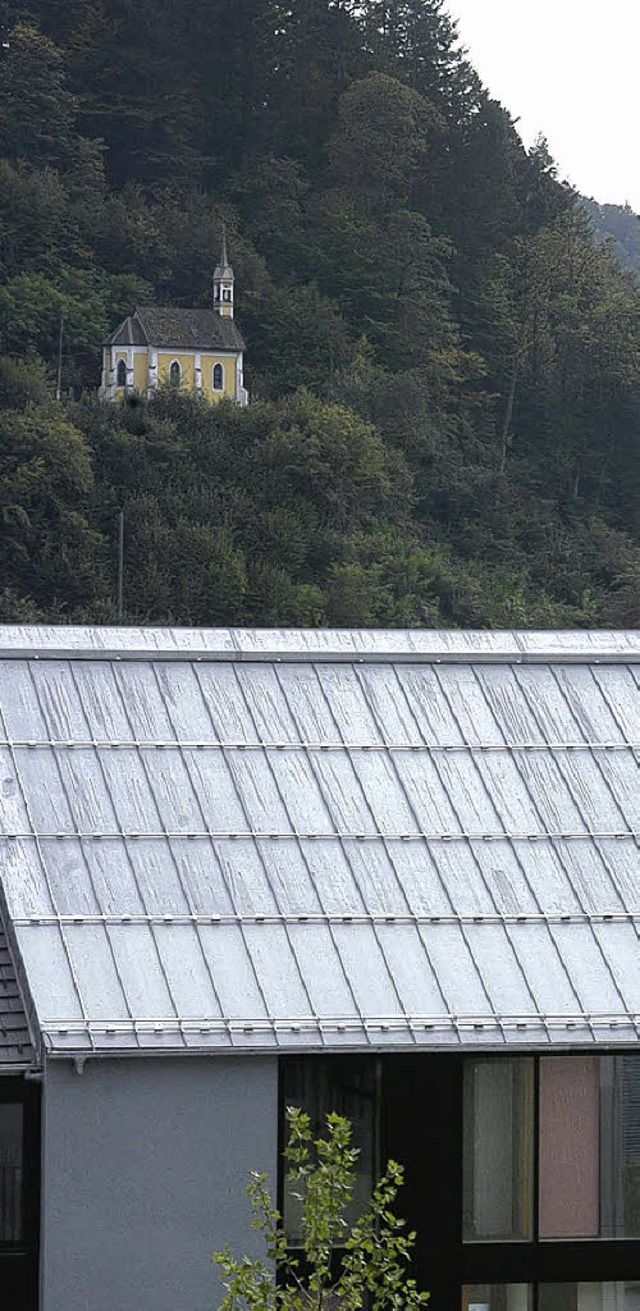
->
[200,354,238,400]
[157,352,196,390]
[134,352,148,391]
[106,348,149,394]
[104,347,240,401]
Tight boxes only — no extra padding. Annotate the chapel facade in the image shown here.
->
[100,239,248,404]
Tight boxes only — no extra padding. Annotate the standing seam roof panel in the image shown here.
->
[1,630,640,1055]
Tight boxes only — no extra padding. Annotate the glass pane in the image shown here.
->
[282,1058,375,1246]
[463,1058,534,1242]
[539,1054,640,1238]
[462,1285,532,1311]
[540,1285,640,1311]
[601,1055,640,1237]
[539,1056,600,1238]
[0,1104,23,1243]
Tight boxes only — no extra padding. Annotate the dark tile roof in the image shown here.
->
[105,315,148,347]
[105,307,244,352]
[0,921,34,1068]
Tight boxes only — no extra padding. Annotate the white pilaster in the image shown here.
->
[148,348,158,398]
[195,353,202,391]
[236,354,249,406]
[105,346,117,401]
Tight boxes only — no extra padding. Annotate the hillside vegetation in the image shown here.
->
[583,198,640,281]
[1,0,639,628]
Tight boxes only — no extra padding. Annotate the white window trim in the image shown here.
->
[169,359,182,386]
[213,362,225,392]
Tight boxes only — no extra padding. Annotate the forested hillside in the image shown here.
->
[1,0,639,628]
[583,197,640,280]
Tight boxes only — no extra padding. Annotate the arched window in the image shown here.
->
[116,359,127,388]
[169,360,182,387]
[213,363,224,392]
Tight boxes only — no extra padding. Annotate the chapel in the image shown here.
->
[100,238,248,404]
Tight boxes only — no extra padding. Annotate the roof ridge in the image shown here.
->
[0,627,638,664]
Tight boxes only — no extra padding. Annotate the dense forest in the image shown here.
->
[583,198,640,281]
[1,0,639,628]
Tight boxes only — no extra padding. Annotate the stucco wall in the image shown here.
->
[40,1056,278,1311]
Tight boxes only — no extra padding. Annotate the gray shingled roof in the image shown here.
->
[105,307,244,352]
[105,315,147,347]
[0,919,34,1069]
[1,627,640,1061]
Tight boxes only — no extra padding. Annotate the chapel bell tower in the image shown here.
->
[213,232,235,319]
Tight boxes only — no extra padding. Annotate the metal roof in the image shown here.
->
[0,626,640,1059]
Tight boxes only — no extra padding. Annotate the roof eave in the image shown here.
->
[0,895,42,1069]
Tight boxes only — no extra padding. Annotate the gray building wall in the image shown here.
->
[40,1056,278,1311]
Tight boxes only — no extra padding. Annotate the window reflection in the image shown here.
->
[463,1058,534,1242]
[539,1284,640,1311]
[0,1104,23,1243]
[282,1057,375,1247]
[539,1055,640,1238]
[462,1285,531,1311]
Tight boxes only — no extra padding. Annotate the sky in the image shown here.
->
[445,0,640,211]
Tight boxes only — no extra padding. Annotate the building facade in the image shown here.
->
[100,241,248,404]
[1,627,640,1311]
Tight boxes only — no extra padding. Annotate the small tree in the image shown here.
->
[214,1107,429,1311]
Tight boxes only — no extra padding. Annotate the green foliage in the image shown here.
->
[0,22,77,168]
[0,402,107,612]
[583,199,640,281]
[0,2,639,630]
[214,1107,429,1311]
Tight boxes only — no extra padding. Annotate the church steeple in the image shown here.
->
[213,229,234,319]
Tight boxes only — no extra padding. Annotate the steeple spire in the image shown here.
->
[220,225,229,271]
[213,228,234,318]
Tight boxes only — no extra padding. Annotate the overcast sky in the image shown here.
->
[446,0,640,211]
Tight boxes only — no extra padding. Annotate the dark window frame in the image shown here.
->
[0,1077,40,1311]
[280,1052,640,1311]
[116,359,127,388]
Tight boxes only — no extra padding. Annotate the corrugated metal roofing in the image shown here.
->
[0,918,34,1068]
[0,627,639,1059]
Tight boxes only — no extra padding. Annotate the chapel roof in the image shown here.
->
[105,306,245,352]
[1,626,640,1061]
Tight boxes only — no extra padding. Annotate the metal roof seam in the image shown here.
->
[3,642,640,1054]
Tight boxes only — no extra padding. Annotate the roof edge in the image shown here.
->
[0,893,41,1069]
[0,627,638,664]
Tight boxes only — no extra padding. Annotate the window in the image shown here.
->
[213,363,224,392]
[462,1286,640,1311]
[0,1104,23,1244]
[282,1057,375,1247]
[539,1055,640,1239]
[463,1058,534,1242]
[539,1285,640,1311]
[169,360,181,387]
[463,1286,531,1311]
[116,359,127,388]
[463,1054,640,1245]
[223,288,232,302]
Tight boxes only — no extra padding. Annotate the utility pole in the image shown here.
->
[117,510,124,621]
[55,317,64,401]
